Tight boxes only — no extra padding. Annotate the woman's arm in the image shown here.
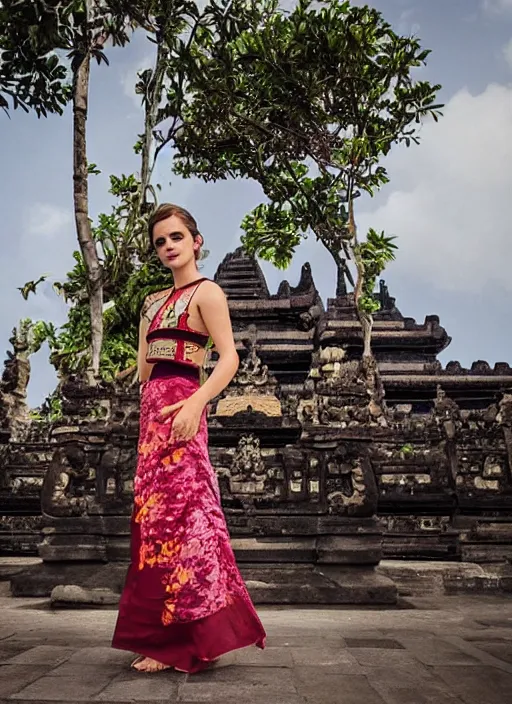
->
[189,281,239,408]
[137,299,155,383]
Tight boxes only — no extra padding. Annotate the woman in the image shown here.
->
[112,203,266,673]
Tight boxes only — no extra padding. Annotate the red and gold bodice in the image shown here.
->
[145,278,211,372]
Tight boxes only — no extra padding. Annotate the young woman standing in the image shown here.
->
[112,204,266,673]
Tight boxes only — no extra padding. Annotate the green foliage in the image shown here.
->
[30,393,63,422]
[23,172,171,381]
[356,229,397,314]
[0,1,70,116]
[17,275,49,301]
[0,0,147,117]
[168,0,442,329]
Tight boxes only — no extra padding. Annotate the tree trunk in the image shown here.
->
[333,252,348,297]
[320,239,354,297]
[139,40,167,211]
[353,253,373,359]
[73,50,103,379]
[347,197,385,415]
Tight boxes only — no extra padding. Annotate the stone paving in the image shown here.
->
[1,584,512,703]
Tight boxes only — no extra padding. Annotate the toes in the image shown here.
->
[132,657,170,673]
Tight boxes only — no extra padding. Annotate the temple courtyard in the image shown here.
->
[0,582,511,704]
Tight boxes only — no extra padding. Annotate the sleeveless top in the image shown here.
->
[144,278,211,373]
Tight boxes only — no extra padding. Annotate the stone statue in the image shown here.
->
[0,319,43,439]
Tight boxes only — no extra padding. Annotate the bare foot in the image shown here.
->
[131,656,171,672]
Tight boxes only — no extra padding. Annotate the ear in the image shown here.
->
[194,233,204,249]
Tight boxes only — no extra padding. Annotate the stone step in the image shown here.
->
[9,560,397,606]
[377,560,512,596]
[217,278,264,288]
[220,259,257,268]
[217,266,259,276]
[225,291,263,300]
[8,556,512,604]
[241,565,397,605]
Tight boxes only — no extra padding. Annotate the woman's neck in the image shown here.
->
[171,264,202,290]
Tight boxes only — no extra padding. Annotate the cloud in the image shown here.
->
[20,203,74,279]
[483,0,512,14]
[120,51,155,107]
[397,8,421,36]
[357,83,512,294]
[504,38,512,68]
[24,202,71,239]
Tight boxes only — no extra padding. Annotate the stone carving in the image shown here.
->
[41,446,92,517]
[213,325,282,418]
[0,321,40,439]
[2,247,512,600]
[221,435,268,495]
[323,446,378,517]
[237,326,269,387]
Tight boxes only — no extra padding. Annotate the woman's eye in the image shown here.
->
[154,238,166,248]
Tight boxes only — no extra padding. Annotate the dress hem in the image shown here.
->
[111,635,266,674]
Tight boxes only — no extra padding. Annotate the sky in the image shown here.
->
[1,0,511,407]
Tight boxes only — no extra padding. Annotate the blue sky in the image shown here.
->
[1,0,512,406]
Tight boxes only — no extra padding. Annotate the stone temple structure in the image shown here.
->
[1,247,512,602]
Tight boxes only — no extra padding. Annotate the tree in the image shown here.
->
[4,0,266,380]
[2,0,145,378]
[170,0,442,405]
[0,0,70,116]
[12,0,218,383]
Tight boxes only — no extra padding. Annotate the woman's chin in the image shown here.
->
[163,259,178,270]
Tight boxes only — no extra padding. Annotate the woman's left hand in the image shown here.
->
[159,397,204,444]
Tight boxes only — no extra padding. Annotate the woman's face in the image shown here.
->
[152,214,197,270]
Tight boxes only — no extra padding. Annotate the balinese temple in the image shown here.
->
[1,248,512,603]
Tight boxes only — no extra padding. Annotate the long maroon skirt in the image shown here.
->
[112,364,266,672]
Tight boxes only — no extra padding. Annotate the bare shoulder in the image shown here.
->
[197,280,226,304]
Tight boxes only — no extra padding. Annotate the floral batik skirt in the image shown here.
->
[111,364,266,673]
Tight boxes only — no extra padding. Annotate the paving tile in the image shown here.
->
[295,674,385,704]
[463,635,510,643]
[0,646,27,664]
[291,647,361,668]
[0,630,15,641]
[179,678,304,704]
[434,665,512,704]
[67,646,134,665]
[0,639,47,650]
[474,618,512,629]
[374,685,464,704]
[469,642,512,665]
[348,648,422,668]
[94,671,179,701]
[47,662,123,678]
[234,647,294,667]
[345,639,405,650]
[5,646,75,667]
[178,682,303,703]
[10,673,114,701]
[396,638,480,666]
[264,635,346,648]
[0,665,48,698]
[364,664,438,688]
[193,665,296,686]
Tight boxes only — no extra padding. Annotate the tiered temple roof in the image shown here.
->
[217,251,512,409]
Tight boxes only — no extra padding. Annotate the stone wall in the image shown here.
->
[1,251,512,602]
